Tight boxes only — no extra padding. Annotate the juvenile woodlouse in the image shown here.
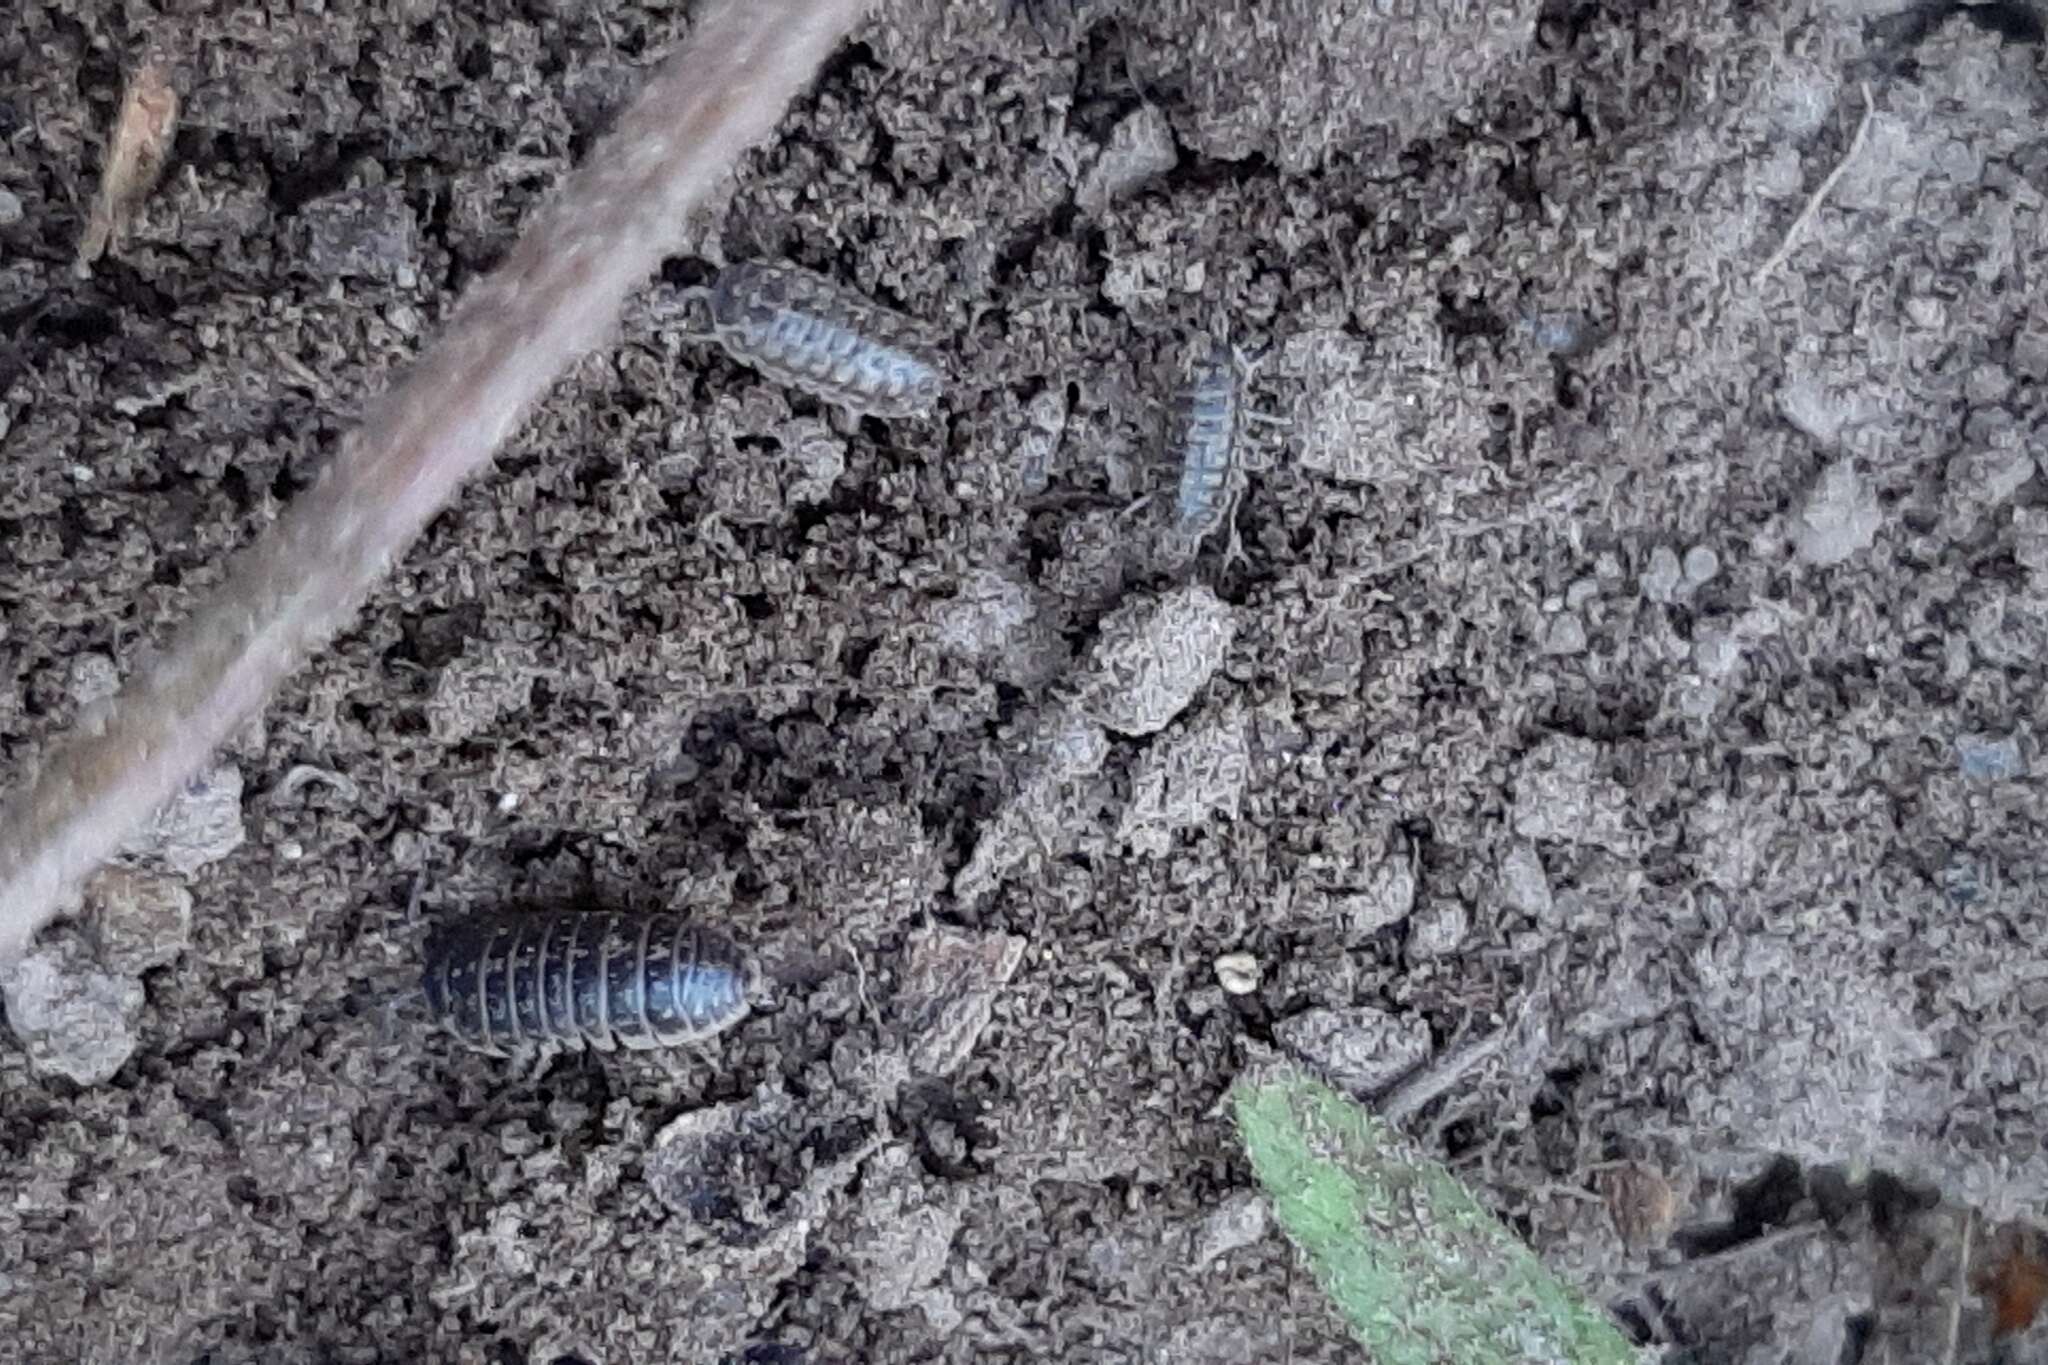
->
[1171,341,1243,547]
[1518,309,1605,359]
[676,260,947,418]
[422,911,753,1055]
[1161,340,1284,563]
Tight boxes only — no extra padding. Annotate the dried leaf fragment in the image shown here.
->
[1977,1223,2048,1340]
[1600,1160,1680,1252]
[79,59,179,265]
[896,927,1027,1080]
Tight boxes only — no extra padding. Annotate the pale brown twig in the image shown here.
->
[0,0,874,964]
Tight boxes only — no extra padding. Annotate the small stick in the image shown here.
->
[1373,960,1550,1128]
[0,0,874,965]
[1631,1221,1822,1291]
[1374,1025,1512,1129]
[1753,81,1875,288]
[1945,1208,1972,1365]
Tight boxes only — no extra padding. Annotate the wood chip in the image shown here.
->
[78,59,179,265]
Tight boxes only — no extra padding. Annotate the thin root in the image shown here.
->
[1753,81,1875,288]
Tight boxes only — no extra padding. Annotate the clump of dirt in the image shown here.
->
[3,0,2046,1360]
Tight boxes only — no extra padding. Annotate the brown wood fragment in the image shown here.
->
[78,59,179,265]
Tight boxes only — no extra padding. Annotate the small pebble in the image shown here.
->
[86,868,193,976]
[1511,734,1633,852]
[1274,1005,1432,1097]
[1405,899,1469,961]
[1,931,144,1085]
[1792,459,1881,567]
[125,762,248,875]
[1639,546,1683,603]
[1682,545,1720,585]
[1192,1191,1271,1271]
[66,652,120,706]
[1947,447,2034,512]
[1017,387,1070,494]
[1676,679,1722,721]
[1041,708,1110,778]
[1498,843,1554,921]
[2013,328,2048,382]
[934,568,1038,661]
[1117,706,1250,858]
[1541,614,1587,656]
[1214,952,1262,996]
[1956,733,2025,782]
[1077,104,1177,215]
[1692,629,1741,678]
[0,187,22,227]
[298,184,419,283]
[1964,363,2014,406]
[1904,295,1946,329]
[1336,844,1417,934]
[1080,584,1236,737]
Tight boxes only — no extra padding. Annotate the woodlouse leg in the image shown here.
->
[1219,481,1254,578]
[1221,526,1252,577]
[1022,812,1062,878]
[465,927,498,1054]
[1238,415,1288,482]
[1231,342,1291,464]
[659,284,717,339]
[517,1041,557,1082]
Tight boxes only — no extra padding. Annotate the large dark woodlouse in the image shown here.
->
[422,911,753,1054]
[676,259,947,418]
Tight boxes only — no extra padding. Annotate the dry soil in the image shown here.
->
[2,0,2046,1361]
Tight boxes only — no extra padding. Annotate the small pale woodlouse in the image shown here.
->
[1161,340,1285,564]
[672,260,947,418]
[422,911,753,1055]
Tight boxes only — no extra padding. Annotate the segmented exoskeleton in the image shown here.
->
[1158,339,1284,567]
[422,911,753,1055]
[671,260,947,418]
[1171,341,1242,547]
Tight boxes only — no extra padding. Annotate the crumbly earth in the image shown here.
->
[1,0,2045,1361]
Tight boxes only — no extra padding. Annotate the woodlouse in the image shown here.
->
[1519,309,1605,359]
[1161,340,1284,564]
[1171,341,1243,548]
[422,911,753,1054]
[677,260,947,418]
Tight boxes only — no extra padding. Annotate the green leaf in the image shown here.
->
[1232,1067,1641,1365]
